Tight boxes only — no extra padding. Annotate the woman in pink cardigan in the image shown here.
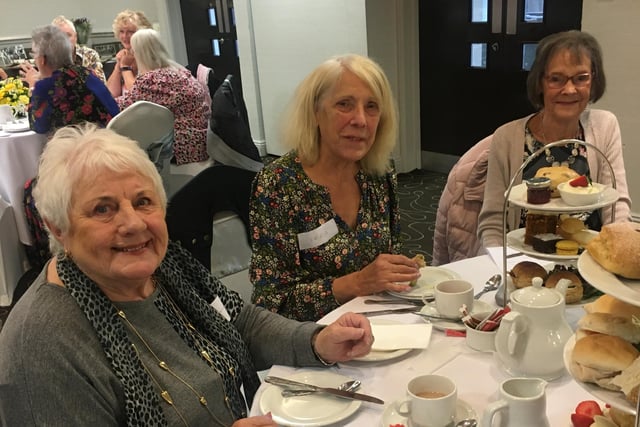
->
[477,30,631,251]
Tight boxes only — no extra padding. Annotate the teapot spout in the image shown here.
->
[554,278,572,297]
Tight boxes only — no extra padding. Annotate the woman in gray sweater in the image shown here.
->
[0,124,373,426]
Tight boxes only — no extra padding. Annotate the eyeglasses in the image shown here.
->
[544,72,592,89]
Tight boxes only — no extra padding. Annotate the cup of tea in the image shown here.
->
[396,374,457,427]
[432,279,474,318]
[0,105,13,125]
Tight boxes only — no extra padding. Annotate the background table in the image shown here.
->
[250,255,595,426]
[0,127,45,306]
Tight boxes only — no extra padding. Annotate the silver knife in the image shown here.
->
[356,307,421,316]
[264,376,384,404]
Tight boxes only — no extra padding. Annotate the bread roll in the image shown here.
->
[571,334,639,389]
[584,294,640,321]
[587,223,640,279]
[509,261,548,288]
[535,166,580,197]
[578,312,640,344]
[545,270,583,303]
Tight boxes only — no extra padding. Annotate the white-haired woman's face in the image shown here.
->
[54,168,168,288]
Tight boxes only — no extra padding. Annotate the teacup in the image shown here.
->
[396,374,457,427]
[429,279,474,318]
[0,105,13,124]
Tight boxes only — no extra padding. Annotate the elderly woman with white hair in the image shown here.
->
[116,28,210,166]
[0,124,374,426]
[21,25,118,135]
[51,15,106,83]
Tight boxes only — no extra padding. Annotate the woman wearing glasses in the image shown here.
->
[477,30,631,249]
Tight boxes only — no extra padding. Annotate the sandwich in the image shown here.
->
[570,334,640,390]
[409,254,427,286]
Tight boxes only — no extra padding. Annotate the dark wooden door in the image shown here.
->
[180,0,241,85]
[420,0,582,156]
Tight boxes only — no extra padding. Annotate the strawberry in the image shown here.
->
[569,175,590,187]
[571,412,594,427]
[575,400,603,418]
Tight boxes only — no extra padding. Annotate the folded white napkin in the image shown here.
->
[371,323,432,351]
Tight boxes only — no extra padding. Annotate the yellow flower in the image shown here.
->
[0,77,30,116]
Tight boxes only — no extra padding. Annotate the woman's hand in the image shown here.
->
[332,254,420,303]
[313,312,374,363]
[232,413,277,426]
[116,48,136,68]
[19,62,39,88]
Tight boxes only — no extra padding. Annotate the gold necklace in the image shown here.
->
[115,304,229,427]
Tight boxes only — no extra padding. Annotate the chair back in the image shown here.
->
[107,101,175,167]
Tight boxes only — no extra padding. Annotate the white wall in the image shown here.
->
[582,0,640,220]
[0,1,187,65]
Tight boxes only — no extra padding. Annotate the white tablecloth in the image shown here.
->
[250,255,596,426]
[0,128,46,245]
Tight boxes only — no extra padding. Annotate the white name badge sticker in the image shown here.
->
[210,296,231,321]
[297,219,339,250]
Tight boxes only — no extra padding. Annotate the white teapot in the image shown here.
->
[494,277,572,380]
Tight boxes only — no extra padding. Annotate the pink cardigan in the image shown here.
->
[432,135,493,265]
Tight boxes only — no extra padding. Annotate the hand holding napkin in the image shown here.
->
[371,323,432,351]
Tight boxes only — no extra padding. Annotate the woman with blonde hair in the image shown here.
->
[249,54,420,321]
[107,9,152,97]
[117,29,210,165]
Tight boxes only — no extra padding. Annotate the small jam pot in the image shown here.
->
[526,177,551,204]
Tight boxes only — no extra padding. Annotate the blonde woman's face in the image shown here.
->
[118,23,138,48]
[315,70,381,164]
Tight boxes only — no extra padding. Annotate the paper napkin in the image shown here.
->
[371,323,432,351]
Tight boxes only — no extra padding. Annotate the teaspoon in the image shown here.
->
[455,419,477,427]
[474,274,502,299]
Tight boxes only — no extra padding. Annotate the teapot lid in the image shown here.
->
[512,277,561,306]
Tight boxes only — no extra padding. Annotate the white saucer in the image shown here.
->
[380,398,476,427]
[419,300,493,331]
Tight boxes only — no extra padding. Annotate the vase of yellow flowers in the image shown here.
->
[0,77,30,117]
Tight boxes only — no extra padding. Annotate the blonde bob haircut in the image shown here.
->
[112,9,152,37]
[282,54,398,176]
[33,124,167,256]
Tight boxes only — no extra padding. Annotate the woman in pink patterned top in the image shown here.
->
[116,29,210,165]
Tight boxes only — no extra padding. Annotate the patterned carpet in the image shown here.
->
[397,169,447,263]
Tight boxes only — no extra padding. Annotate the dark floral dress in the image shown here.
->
[249,151,401,321]
[28,64,118,135]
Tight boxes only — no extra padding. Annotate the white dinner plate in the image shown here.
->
[351,318,427,363]
[379,398,476,427]
[507,183,619,212]
[419,300,493,332]
[577,251,640,307]
[2,120,30,133]
[563,335,635,415]
[507,228,598,261]
[259,371,362,426]
[387,267,461,301]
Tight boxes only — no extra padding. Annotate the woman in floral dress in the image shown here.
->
[249,54,421,321]
[116,29,210,166]
[26,25,118,135]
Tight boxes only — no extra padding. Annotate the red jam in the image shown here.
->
[526,177,551,204]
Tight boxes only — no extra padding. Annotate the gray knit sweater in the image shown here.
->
[0,267,323,426]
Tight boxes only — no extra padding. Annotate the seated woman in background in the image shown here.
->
[107,9,152,97]
[51,15,106,83]
[249,54,421,322]
[117,28,210,166]
[477,30,631,250]
[23,25,118,135]
[0,124,374,426]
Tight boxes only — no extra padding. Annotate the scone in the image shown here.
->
[509,261,548,288]
[535,166,580,197]
[409,254,427,286]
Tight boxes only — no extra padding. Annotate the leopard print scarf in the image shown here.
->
[57,241,260,425]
